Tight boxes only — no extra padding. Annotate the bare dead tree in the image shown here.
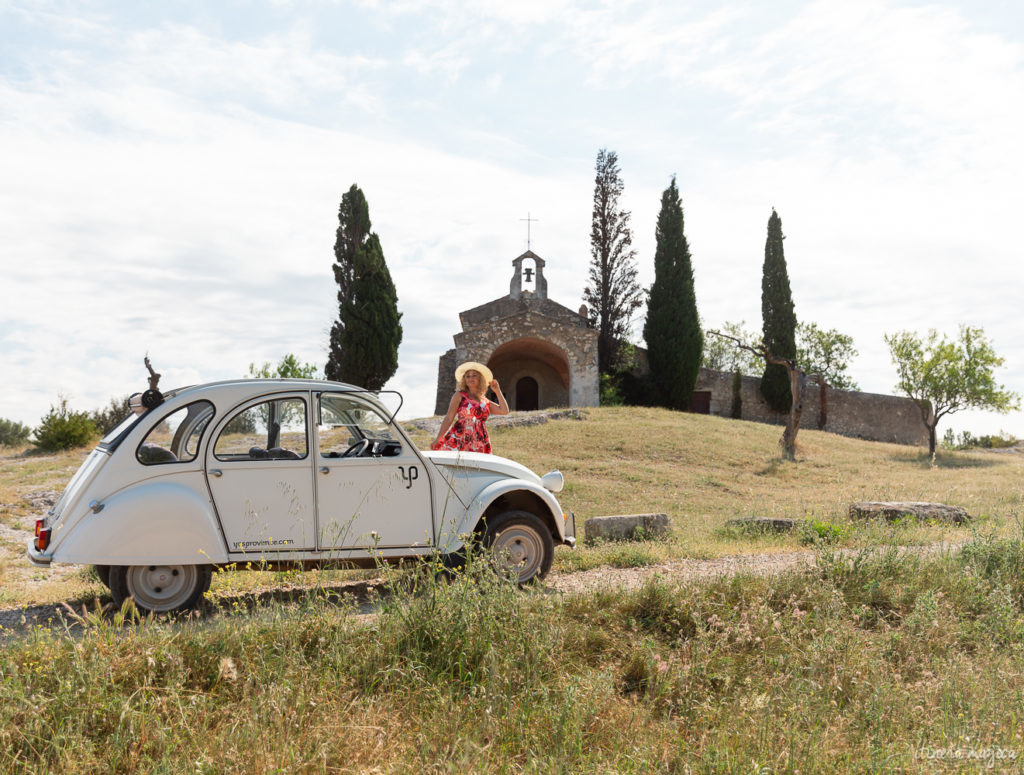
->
[707,330,825,460]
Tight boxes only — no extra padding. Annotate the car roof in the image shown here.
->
[164,379,392,410]
[172,378,363,394]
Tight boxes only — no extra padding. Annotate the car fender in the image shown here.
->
[52,479,228,565]
[439,478,566,550]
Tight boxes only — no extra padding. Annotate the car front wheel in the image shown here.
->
[109,564,212,615]
[484,510,554,585]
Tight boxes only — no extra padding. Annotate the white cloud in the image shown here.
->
[1,0,1022,443]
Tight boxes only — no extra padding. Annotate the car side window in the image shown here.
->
[136,401,215,465]
[319,394,402,458]
[214,398,308,461]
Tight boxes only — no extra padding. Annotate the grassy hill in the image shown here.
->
[487,406,1023,553]
[2,406,1023,607]
[2,408,1024,772]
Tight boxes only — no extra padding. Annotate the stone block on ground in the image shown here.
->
[584,513,670,542]
[848,501,972,524]
[724,517,799,533]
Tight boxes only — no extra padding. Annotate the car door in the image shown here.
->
[206,393,317,553]
[315,391,433,551]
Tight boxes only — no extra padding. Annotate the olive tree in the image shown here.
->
[702,321,762,375]
[796,322,858,428]
[248,354,320,380]
[885,325,1019,456]
[708,329,822,461]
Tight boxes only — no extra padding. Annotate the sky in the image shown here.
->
[2,0,1023,441]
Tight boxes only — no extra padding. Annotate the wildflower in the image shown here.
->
[218,656,239,682]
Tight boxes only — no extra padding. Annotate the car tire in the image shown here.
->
[93,564,111,589]
[109,564,213,615]
[483,510,554,585]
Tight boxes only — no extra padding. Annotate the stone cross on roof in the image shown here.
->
[520,212,539,250]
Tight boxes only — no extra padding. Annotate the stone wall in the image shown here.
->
[435,348,460,414]
[694,367,929,446]
[434,310,599,414]
[455,311,598,408]
[459,295,587,330]
[434,350,571,413]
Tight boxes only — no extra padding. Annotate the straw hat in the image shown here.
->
[454,361,493,386]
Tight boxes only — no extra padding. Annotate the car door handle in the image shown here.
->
[319,466,330,474]
[209,469,223,477]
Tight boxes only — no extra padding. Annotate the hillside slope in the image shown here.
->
[2,406,1022,607]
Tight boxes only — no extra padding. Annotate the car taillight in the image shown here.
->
[34,518,51,551]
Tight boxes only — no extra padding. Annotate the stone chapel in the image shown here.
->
[434,250,600,414]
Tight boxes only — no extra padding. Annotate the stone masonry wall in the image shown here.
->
[459,295,587,330]
[455,311,599,409]
[434,349,460,415]
[435,311,599,415]
[694,367,929,446]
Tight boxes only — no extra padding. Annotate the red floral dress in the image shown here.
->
[433,392,492,453]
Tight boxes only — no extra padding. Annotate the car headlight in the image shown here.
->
[541,470,564,493]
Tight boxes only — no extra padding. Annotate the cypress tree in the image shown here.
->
[759,209,797,412]
[326,185,403,389]
[730,370,743,419]
[643,176,702,410]
[584,149,643,374]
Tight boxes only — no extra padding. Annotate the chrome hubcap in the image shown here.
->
[492,525,543,581]
[126,564,198,612]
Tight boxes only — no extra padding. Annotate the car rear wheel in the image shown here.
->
[92,564,111,589]
[109,564,212,615]
[483,510,554,585]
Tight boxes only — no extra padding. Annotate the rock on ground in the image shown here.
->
[849,501,971,524]
[724,517,799,533]
[584,513,671,542]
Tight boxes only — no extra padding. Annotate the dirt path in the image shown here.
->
[547,549,820,595]
[1,543,966,639]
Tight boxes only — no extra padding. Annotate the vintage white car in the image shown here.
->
[27,378,575,613]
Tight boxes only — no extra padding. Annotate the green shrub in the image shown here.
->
[800,518,847,546]
[88,395,131,436]
[942,428,1019,450]
[621,579,698,639]
[0,417,31,447]
[33,398,97,451]
[352,544,561,696]
[599,372,624,406]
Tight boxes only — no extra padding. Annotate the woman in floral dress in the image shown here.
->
[431,361,509,453]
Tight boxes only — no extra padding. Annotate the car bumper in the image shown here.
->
[563,510,576,547]
[26,540,52,567]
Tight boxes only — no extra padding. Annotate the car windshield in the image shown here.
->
[97,387,186,449]
[100,412,142,445]
[319,393,395,442]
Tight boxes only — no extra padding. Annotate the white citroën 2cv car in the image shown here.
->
[28,370,575,613]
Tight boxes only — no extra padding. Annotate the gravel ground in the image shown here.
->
[545,549,819,596]
[0,543,966,639]
[0,551,811,638]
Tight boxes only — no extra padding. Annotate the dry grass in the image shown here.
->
[2,408,1022,607]
[3,537,1024,772]
[491,407,1024,559]
[2,408,1024,773]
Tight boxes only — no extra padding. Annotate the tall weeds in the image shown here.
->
[3,538,1024,772]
